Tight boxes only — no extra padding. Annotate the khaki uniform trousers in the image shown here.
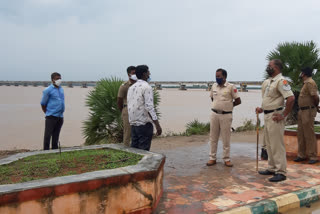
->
[122,107,131,146]
[297,109,317,160]
[264,112,287,175]
[209,112,232,161]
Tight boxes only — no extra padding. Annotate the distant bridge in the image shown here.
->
[0,81,263,91]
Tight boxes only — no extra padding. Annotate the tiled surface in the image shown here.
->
[153,142,320,213]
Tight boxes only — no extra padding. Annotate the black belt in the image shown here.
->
[299,106,315,110]
[264,107,283,114]
[123,104,127,107]
[211,109,232,114]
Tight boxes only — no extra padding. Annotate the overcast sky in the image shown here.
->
[1,0,320,81]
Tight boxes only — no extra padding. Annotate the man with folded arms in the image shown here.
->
[207,68,241,167]
[294,67,319,164]
[256,59,295,182]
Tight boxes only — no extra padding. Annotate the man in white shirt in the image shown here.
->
[127,65,162,151]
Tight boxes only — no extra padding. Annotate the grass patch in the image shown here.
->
[0,149,142,185]
[184,119,210,136]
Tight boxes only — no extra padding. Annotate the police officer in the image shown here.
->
[117,66,137,146]
[256,59,295,182]
[294,67,319,164]
[207,68,241,167]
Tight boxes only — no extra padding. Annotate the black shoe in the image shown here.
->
[269,174,286,182]
[261,148,268,160]
[293,157,307,162]
[308,160,318,164]
[258,170,275,175]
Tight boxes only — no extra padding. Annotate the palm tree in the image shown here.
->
[83,77,161,145]
[266,41,320,123]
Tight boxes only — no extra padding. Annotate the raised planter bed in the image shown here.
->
[284,125,320,158]
[0,144,165,214]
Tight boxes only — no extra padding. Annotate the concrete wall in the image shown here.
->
[284,128,320,157]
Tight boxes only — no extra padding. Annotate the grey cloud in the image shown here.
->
[0,0,320,81]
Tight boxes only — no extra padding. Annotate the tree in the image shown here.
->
[266,41,320,123]
[83,77,161,145]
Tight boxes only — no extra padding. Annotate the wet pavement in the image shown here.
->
[152,141,320,214]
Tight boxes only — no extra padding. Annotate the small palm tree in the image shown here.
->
[266,41,320,123]
[83,77,161,145]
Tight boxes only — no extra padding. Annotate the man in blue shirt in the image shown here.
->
[40,72,65,150]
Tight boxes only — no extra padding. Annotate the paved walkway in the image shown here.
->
[153,142,320,214]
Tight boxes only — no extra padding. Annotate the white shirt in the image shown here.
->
[127,79,158,126]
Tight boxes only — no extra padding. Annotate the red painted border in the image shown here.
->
[285,130,320,139]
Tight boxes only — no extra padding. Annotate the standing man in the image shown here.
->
[117,66,137,146]
[41,72,65,150]
[207,68,241,167]
[256,59,295,182]
[294,67,319,164]
[127,65,162,151]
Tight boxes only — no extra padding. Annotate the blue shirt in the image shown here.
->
[40,84,65,117]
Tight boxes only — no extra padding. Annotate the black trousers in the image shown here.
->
[43,116,64,150]
[131,123,153,151]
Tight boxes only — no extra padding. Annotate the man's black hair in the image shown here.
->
[135,65,149,79]
[301,67,313,77]
[216,68,227,79]
[273,59,283,71]
[51,72,61,80]
[127,66,136,74]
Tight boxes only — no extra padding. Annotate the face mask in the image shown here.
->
[130,74,137,81]
[266,66,274,76]
[147,74,151,82]
[216,77,223,85]
[54,79,62,86]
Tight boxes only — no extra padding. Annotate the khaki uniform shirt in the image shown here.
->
[210,82,239,112]
[261,73,294,110]
[298,77,318,107]
[117,81,132,105]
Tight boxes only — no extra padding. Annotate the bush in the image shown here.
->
[235,119,262,132]
[185,119,210,136]
[83,77,161,145]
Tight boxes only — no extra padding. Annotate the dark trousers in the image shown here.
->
[43,116,64,150]
[131,123,153,151]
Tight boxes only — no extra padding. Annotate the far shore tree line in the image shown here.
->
[83,41,320,145]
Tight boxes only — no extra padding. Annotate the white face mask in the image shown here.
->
[130,74,137,81]
[54,79,62,86]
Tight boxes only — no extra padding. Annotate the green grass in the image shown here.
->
[0,149,142,185]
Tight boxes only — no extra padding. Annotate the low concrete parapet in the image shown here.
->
[220,185,320,214]
[0,144,165,214]
[284,125,320,157]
